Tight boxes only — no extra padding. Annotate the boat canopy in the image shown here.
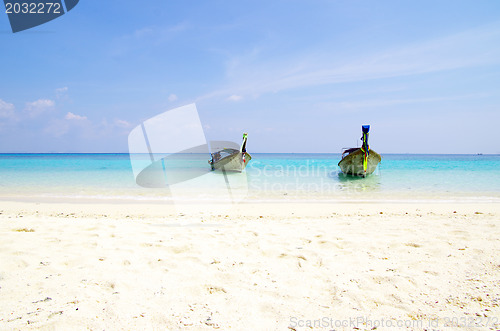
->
[210,148,239,164]
[341,147,359,158]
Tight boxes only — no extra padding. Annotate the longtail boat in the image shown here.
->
[209,133,252,172]
[338,125,381,177]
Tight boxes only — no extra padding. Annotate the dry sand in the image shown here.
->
[0,201,499,330]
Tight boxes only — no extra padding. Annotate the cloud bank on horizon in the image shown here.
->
[1,0,499,153]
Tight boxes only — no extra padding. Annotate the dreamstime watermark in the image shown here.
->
[3,0,79,33]
[289,315,499,329]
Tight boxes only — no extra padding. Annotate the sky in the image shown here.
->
[1,0,500,153]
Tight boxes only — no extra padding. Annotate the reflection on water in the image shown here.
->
[335,171,382,194]
[245,158,383,198]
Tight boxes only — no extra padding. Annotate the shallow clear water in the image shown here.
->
[0,153,499,202]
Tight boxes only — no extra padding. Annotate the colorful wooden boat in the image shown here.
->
[209,133,252,172]
[338,125,381,177]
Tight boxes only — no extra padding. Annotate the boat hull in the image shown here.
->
[338,149,381,177]
[212,152,252,172]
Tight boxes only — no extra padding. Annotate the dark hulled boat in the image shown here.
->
[209,133,252,172]
[338,125,381,177]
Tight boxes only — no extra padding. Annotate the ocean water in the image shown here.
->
[0,153,499,202]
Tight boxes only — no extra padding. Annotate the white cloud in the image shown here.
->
[114,119,131,128]
[28,99,54,108]
[201,22,500,101]
[65,112,87,121]
[168,94,178,102]
[25,99,55,117]
[322,92,491,111]
[0,99,15,118]
[55,87,68,98]
[227,95,243,102]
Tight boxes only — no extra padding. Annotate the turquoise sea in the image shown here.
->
[0,153,499,202]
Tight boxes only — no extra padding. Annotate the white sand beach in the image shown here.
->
[0,201,499,330]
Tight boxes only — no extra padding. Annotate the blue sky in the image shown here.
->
[1,0,499,153]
